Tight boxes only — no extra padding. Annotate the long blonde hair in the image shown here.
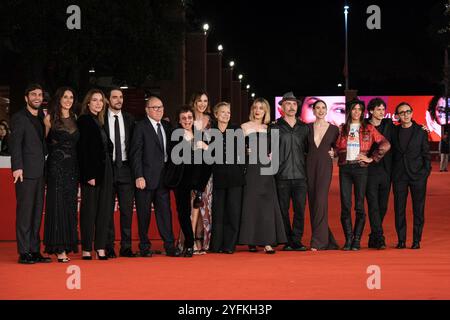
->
[249,98,271,124]
[80,89,107,126]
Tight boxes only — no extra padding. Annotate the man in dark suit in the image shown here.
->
[104,88,137,258]
[392,102,431,250]
[365,98,393,250]
[9,83,52,264]
[130,96,180,257]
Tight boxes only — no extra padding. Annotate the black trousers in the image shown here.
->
[15,176,45,254]
[107,163,135,250]
[210,186,243,252]
[393,177,427,242]
[339,164,368,239]
[174,184,195,249]
[135,182,175,251]
[366,170,391,240]
[276,179,307,246]
[80,162,114,251]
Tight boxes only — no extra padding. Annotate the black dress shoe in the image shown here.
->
[96,251,108,260]
[106,249,117,259]
[248,245,258,252]
[119,248,137,257]
[396,241,406,249]
[282,245,294,251]
[183,248,194,257]
[140,249,153,257]
[223,250,234,254]
[18,253,35,264]
[31,252,52,263]
[166,248,181,257]
[411,241,421,249]
[292,243,307,251]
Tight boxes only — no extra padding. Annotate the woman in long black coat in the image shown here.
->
[77,89,113,260]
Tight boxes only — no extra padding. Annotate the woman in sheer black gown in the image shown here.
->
[43,87,79,262]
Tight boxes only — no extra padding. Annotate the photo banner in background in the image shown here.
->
[275,95,449,142]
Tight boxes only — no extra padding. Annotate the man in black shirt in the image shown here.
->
[365,98,393,250]
[272,92,309,251]
[391,102,431,249]
[9,84,51,264]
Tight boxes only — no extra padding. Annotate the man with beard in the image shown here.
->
[9,84,51,264]
[272,92,309,251]
[104,87,137,258]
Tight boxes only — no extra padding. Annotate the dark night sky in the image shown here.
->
[191,0,446,101]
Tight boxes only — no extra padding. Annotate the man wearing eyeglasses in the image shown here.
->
[130,96,180,257]
[391,102,431,250]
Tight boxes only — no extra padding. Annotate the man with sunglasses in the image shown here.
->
[391,102,431,250]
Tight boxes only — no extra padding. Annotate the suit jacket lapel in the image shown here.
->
[104,112,110,137]
[24,110,43,142]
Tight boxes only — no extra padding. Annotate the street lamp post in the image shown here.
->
[344,5,349,91]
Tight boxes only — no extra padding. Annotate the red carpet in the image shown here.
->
[1,163,450,300]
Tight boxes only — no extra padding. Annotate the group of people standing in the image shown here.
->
[9,84,431,264]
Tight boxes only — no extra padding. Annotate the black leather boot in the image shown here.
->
[341,218,353,251]
[351,236,361,251]
[343,235,353,251]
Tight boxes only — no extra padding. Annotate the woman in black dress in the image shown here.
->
[43,87,79,262]
[77,89,114,260]
[306,100,340,251]
[239,98,287,253]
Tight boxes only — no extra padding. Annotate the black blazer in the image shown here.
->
[103,110,135,162]
[130,117,172,190]
[9,108,47,178]
[391,121,431,182]
[211,123,246,189]
[77,114,113,184]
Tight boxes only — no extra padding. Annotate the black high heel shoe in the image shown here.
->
[248,245,258,252]
[55,254,70,263]
[96,250,108,260]
[264,246,276,254]
[82,251,92,260]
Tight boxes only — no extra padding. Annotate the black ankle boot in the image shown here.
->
[351,237,361,251]
[343,236,353,251]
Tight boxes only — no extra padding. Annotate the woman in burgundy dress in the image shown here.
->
[306,100,340,250]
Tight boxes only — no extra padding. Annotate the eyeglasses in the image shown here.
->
[180,116,193,121]
[397,110,412,116]
[147,106,164,111]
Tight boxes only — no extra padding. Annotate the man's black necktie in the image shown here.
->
[114,115,122,168]
[157,123,165,157]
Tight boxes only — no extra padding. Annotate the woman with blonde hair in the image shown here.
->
[238,98,286,254]
[77,89,114,260]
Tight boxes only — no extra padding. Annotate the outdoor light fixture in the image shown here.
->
[251,93,256,98]
[246,84,250,90]
[218,44,223,52]
[238,74,243,81]
[337,83,343,87]
[229,61,235,68]
[120,83,129,89]
[89,67,95,73]
[202,23,210,34]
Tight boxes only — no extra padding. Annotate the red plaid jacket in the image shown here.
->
[335,123,391,167]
